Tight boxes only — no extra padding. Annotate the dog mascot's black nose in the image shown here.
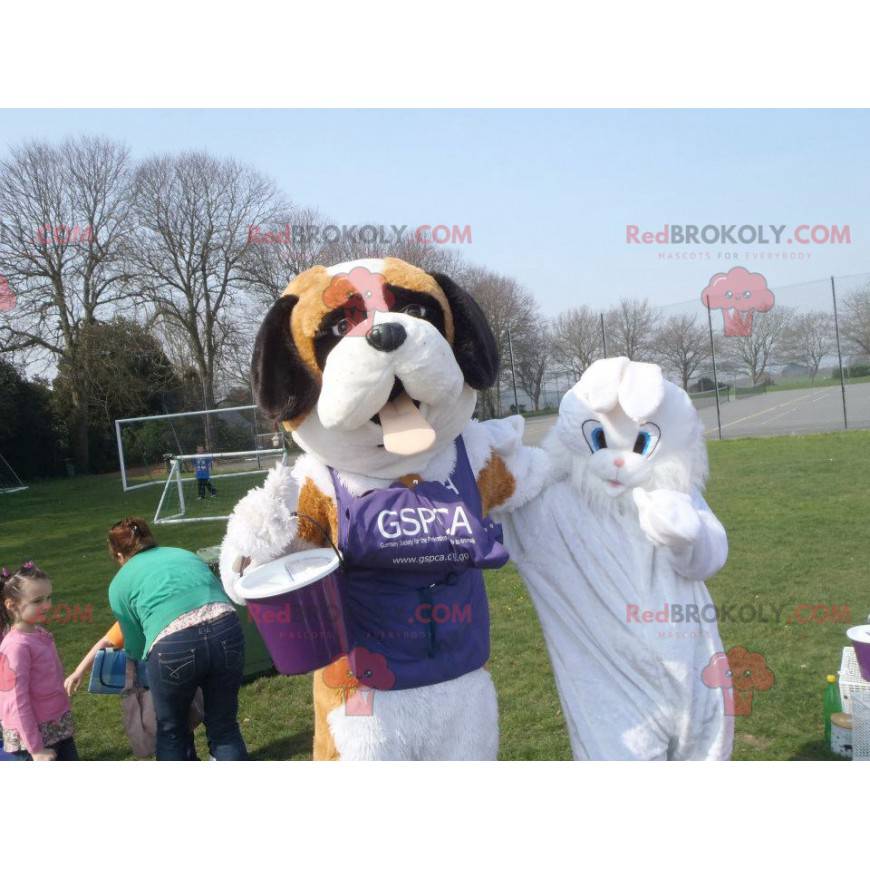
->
[366,322,407,352]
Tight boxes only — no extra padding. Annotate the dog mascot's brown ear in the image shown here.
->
[251,294,320,423]
[428,272,500,390]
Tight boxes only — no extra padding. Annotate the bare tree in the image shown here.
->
[841,288,870,358]
[331,225,466,277]
[213,297,268,397]
[720,307,794,385]
[512,317,551,412]
[604,298,661,361]
[551,306,603,379]
[0,137,136,468]
[462,266,537,417]
[132,152,284,415]
[239,204,337,307]
[779,311,835,383]
[653,313,709,390]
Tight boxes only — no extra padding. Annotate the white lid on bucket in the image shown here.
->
[237,549,341,600]
[847,625,870,644]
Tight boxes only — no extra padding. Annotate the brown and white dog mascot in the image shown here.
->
[219,257,545,760]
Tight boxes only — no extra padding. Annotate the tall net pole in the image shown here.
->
[704,293,723,441]
[506,326,521,415]
[830,275,849,430]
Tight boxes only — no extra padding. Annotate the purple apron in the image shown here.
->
[329,436,508,690]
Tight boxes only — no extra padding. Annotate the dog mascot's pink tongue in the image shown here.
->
[219,257,548,760]
[379,392,436,455]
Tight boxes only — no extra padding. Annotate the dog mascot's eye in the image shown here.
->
[330,318,353,337]
[401,303,432,320]
[633,423,661,457]
[581,420,608,453]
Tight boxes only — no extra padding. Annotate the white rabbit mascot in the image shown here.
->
[497,357,733,760]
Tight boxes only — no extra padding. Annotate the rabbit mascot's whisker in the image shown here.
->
[497,357,733,760]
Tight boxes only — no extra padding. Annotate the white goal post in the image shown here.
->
[153,448,286,525]
[115,404,280,492]
[0,453,27,494]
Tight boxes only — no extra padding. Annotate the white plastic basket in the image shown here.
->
[838,646,870,715]
[852,695,870,761]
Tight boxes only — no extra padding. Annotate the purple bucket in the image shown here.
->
[847,626,870,683]
[238,549,347,676]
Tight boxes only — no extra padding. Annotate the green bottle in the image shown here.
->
[824,674,842,747]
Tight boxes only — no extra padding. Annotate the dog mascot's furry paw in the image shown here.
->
[496,356,733,760]
[220,257,545,760]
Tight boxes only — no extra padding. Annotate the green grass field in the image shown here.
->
[2,430,868,760]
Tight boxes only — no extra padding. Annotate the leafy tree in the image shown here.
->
[52,318,180,471]
[0,359,67,479]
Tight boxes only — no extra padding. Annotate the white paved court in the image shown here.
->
[519,381,870,445]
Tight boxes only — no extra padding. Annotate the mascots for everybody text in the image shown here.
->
[220,258,545,760]
[497,357,733,760]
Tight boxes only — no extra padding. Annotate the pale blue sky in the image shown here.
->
[1,109,867,316]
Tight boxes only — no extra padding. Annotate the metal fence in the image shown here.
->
[498,270,870,440]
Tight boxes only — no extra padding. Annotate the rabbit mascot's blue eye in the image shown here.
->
[581,420,608,452]
[632,424,661,457]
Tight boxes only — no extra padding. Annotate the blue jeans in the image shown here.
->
[197,477,216,497]
[146,612,248,761]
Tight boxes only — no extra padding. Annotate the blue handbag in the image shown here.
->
[87,649,150,695]
[0,740,23,760]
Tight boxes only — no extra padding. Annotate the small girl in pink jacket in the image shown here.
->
[0,562,78,761]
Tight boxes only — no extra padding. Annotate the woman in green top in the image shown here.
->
[107,517,248,761]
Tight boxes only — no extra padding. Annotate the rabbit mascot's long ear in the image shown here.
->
[577,357,665,421]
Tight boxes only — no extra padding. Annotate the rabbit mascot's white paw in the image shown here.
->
[496,357,733,760]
